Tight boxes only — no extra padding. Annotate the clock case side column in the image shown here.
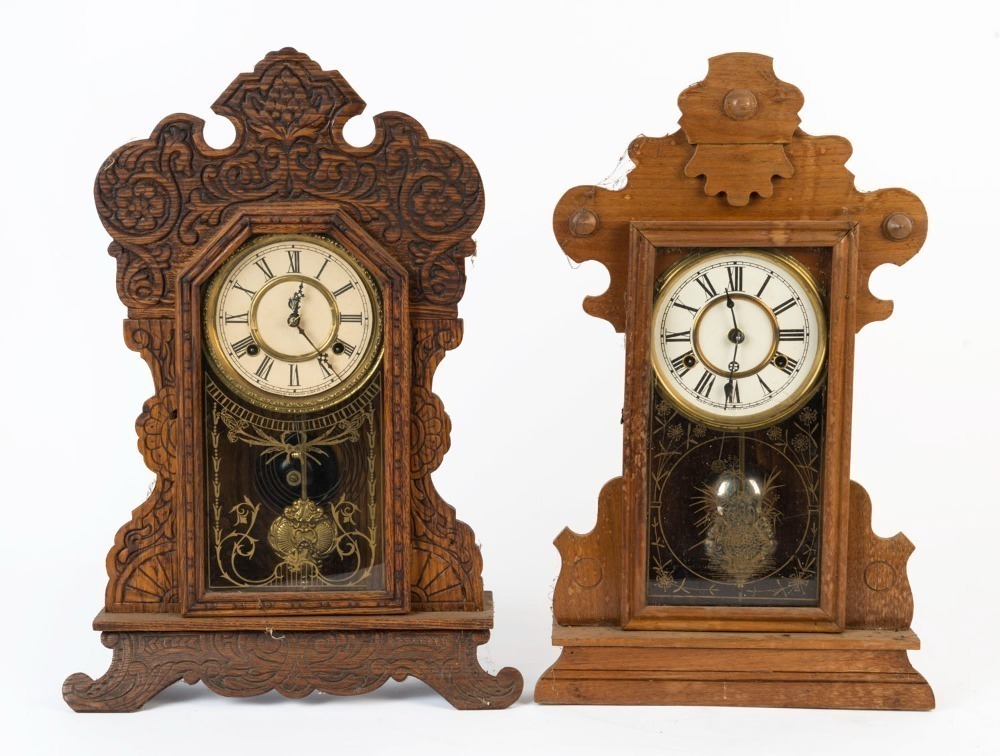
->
[101,317,180,613]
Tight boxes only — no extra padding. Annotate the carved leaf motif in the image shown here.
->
[244,65,333,144]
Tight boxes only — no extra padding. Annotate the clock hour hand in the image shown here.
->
[725,288,739,332]
[287,283,304,327]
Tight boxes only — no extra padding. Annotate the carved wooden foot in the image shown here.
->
[64,629,522,712]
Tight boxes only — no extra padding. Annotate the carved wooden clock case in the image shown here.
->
[63,48,522,711]
[535,53,934,710]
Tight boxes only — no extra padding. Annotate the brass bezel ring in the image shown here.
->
[248,274,340,363]
[691,292,779,378]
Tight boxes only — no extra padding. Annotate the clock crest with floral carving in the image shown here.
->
[535,53,934,710]
[63,48,522,711]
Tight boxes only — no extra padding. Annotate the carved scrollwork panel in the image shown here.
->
[96,49,483,316]
[64,629,523,712]
[106,319,178,611]
[409,319,483,610]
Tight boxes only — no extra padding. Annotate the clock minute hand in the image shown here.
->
[295,322,343,381]
[724,340,739,411]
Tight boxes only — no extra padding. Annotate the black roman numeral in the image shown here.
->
[757,374,773,394]
[224,312,249,324]
[287,249,300,274]
[695,274,717,298]
[669,351,696,377]
[315,258,329,279]
[756,275,771,298]
[254,259,274,280]
[340,314,362,323]
[254,355,274,380]
[694,370,715,397]
[774,354,799,375]
[232,281,256,298]
[231,336,255,358]
[772,298,796,316]
[339,341,356,357]
[317,356,333,377]
[724,380,741,405]
[663,330,691,343]
[673,301,699,315]
[726,266,744,292]
[289,363,299,386]
[333,282,353,297]
[779,329,806,341]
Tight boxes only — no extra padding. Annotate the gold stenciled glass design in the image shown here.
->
[205,378,384,591]
[204,234,383,413]
[646,392,824,606]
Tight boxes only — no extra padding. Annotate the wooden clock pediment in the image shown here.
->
[557,53,926,336]
[96,47,483,320]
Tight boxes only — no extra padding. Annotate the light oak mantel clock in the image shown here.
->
[535,53,933,710]
[63,48,522,711]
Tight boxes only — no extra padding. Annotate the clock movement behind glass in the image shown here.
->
[63,48,522,711]
[536,53,934,709]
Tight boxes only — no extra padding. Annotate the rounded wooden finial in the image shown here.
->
[569,208,600,237]
[882,212,914,240]
[723,89,758,120]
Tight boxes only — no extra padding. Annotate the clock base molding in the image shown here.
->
[64,595,522,712]
[535,626,933,710]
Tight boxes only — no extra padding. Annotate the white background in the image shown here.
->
[2,1,997,754]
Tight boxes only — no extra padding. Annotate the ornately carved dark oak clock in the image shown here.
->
[63,48,522,711]
[535,53,934,710]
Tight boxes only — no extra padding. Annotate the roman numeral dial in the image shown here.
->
[205,235,383,412]
[649,250,827,430]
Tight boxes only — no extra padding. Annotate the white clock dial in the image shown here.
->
[650,250,826,429]
[204,235,382,412]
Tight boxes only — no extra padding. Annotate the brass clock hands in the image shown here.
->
[286,282,343,380]
[287,283,304,327]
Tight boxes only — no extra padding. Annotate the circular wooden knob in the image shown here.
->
[569,208,599,237]
[724,89,758,120]
[882,212,914,240]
